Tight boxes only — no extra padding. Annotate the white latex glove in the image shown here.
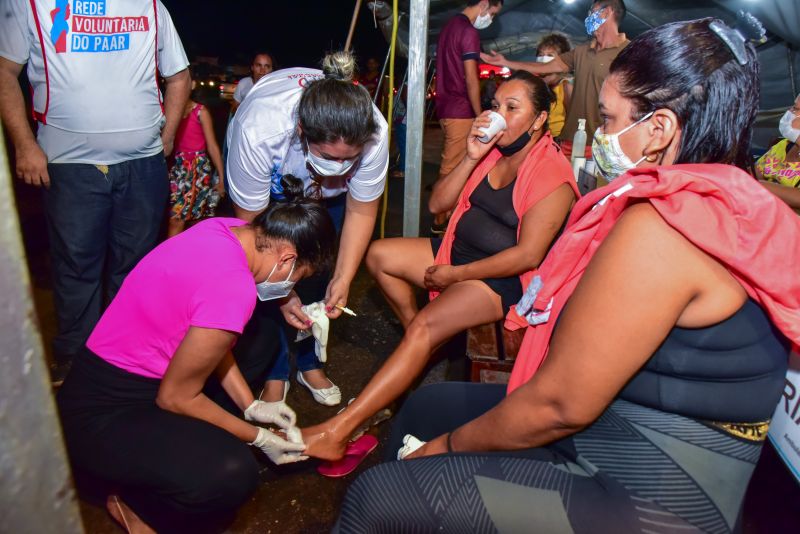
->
[296,301,330,362]
[250,427,308,464]
[244,400,297,430]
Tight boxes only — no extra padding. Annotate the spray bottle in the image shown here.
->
[571,118,587,180]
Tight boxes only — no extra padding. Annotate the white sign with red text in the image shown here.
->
[768,349,800,483]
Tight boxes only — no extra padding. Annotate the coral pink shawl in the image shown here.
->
[430,132,577,331]
[508,164,800,393]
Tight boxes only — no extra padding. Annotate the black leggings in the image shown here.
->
[57,305,284,533]
[339,383,763,533]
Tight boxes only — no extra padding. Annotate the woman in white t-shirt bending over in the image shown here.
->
[226,51,389,407]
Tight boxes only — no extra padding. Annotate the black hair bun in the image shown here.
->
[279,174,306,204]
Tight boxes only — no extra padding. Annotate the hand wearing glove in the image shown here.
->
[250,427,308,465]
[244,399,297,429]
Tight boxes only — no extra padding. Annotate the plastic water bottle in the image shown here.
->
[571,118,587,180]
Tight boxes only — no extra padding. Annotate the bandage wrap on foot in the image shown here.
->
[295,301,329,362]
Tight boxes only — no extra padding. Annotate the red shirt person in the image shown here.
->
[431,0,503,234]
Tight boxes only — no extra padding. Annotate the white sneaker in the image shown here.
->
[296,371,341,406]
[397,434,426,460]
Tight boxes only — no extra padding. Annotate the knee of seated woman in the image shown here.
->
[365,241,383,275]
[365,239,394,274]
[404,308,444,342]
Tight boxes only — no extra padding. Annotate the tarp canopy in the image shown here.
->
[368,0,800,147]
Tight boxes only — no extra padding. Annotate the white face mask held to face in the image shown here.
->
[256,259,296,301]
[591,112,654,181]
[779,110,800,143]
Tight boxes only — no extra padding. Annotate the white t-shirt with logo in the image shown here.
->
[226,67,388,211]
[233,76,254,103]
[0,0,189,164]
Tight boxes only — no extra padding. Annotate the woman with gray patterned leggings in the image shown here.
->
[336,15,800,533]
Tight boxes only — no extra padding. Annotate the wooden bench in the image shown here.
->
[466,321,525,384]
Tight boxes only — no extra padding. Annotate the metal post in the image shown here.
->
[404,0,429,237]
[0,136,83,530]
[375,45,391,105]
[788,45,797,100]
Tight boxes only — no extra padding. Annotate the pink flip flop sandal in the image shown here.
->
[317,434,379,478]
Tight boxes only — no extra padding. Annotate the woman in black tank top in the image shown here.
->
[302,72,577,461]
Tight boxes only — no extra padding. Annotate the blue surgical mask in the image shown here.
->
[304,140,358,177]
[584,9,607,36]
[256,259,296,301]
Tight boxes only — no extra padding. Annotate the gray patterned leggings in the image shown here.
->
[337,383,763,533]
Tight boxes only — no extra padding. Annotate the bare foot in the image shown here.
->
[302,421,349,461]
[301,368,333,389]
[260,379,288,402]
[106,495,156,534]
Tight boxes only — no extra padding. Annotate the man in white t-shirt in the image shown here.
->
[0,0,191,382]
[231,51,274,113]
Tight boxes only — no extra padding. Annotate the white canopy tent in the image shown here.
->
[367,0,800,234]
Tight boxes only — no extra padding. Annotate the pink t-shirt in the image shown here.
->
[88,218,256,379]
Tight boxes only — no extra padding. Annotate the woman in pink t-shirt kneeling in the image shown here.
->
[57,177,335,534]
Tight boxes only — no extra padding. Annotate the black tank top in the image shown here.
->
[452,176,519,265]
[620,299,789,423]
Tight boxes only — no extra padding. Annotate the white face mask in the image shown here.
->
[304,140,358,177]
[256,259,296,301]
[779,109,800,143]
[536,55,555,63]
[473,11,493,30]
[591,112,654,181]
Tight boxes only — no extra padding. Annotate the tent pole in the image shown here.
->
[376,45,392,105]
[403,0,430,237]
[345,0,364,51]
[788,45,797,98]
[626,9,654,29]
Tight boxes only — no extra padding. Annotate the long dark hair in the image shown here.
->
[297,51,378,147]
[505,70,552,131]
[609,18,760,170]
[252,175,336,272]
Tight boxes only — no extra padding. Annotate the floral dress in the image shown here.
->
[755,138,800,187]
[169,104,220,221]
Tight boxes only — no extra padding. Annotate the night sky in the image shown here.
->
[162,0,389,69]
